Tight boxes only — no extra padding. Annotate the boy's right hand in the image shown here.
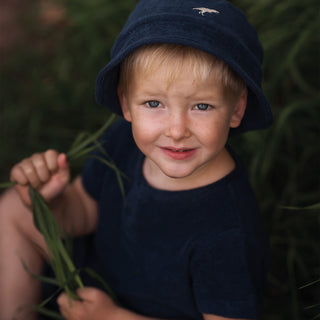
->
[10,150,71,208]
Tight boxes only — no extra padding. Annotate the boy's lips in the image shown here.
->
[160,146,197,160]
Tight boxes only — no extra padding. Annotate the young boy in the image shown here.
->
[0,0,273,319]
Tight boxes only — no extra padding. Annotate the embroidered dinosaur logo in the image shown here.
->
[193,7,220,16]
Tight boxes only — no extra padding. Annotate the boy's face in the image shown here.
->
[118,64,247,190]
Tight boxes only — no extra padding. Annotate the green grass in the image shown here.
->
[231,1,320,318]
[1,0,319,319]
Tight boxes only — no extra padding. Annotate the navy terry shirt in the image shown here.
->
[81,119,269,319]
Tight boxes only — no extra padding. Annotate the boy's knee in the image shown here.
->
[0,188,47,254]
[0,188,27,224]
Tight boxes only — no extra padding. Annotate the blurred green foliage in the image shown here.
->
[0,0,137,176]
[0,0,319,319]
[231,0,320,319]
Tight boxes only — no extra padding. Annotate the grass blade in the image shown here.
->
[83,267,120,305]
[90,155,127,201]
[300,278,320,290]
[29,187,85,294]
[67,114,116,160]
[0,181,16,189]
[20,258,61,286]
[31,305,64,320]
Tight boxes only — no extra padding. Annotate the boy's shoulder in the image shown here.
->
[82,119,136,198]
[102,118,132,142]
[99,118,135,156]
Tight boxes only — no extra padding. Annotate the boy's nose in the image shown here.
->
[164,110,191,141]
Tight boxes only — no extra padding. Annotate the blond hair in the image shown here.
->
[119,43,246,97]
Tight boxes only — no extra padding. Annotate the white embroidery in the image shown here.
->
[193,7,220,16]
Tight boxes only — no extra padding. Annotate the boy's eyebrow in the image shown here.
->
[133,90,224,103]
[132,88,160,96]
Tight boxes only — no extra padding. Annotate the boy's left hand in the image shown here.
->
[57,287,120,320]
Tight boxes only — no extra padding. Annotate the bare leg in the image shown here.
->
[0,188,48,320]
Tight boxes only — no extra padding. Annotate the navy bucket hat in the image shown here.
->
[96,0,272,133]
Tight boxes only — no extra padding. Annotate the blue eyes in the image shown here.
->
[195,103,211,111]
[145,101,212,111]
[146,100,161,108]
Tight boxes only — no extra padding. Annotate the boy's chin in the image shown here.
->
[153,165,202,190]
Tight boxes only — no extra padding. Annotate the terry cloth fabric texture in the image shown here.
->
[78,119,270,319]
[95,0,273,133]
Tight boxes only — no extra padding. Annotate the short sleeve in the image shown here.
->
[82,119,126,201]
[82,137,110,201]
[190,229,264,319]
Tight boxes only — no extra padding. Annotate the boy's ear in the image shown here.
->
[117,86,132,122]
[230,88,248,128]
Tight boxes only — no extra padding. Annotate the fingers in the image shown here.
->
[10,150,62,188]
[57,292,83,320]
[57,288,117,320]
[11,157,43,188]
[57,291,70,309]
[56,153,71,183]
[57,292,70,319]
[9,150,71,207]
[44,149,60,173]
[57,152,69,171]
